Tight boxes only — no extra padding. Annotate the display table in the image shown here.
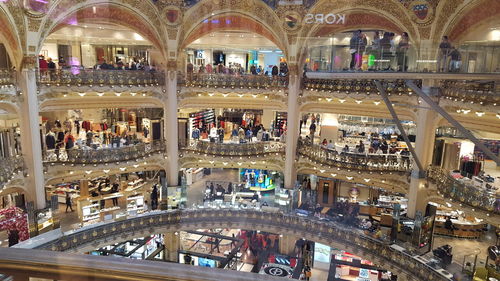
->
[434,217,486,238]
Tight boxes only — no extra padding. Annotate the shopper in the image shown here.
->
[380,32,393,70]
[445,216,454,235]
[349,30,365,70]
[327,140,335,150]
[309,121,316,145]
[437,36,452,72]
[111,182,119,206]
[397,32,410,72]
[64,131,75,150]
[65,192,74,212]
[151,185,159,210]
[357,140,365,153]
[449,47,462,72]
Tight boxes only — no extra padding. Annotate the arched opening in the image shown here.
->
[39,4,166,71]
[0,9,21,69]
[445,0,500,73]
[302,11,415,72]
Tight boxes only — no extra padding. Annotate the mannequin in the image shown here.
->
[45,131,56,150]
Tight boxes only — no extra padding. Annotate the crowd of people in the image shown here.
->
[306,30,467,73]
[38,55,158,72]
[186,61,289,77]
[193,123,279,144]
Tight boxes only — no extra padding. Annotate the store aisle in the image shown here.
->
[186,169,240,206]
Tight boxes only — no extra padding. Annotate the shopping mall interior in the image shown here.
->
[0,0,499,280]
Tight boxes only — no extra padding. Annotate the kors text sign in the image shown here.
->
[304,13,346,24]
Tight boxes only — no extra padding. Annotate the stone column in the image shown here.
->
[165,68,179,187]
[407,82,438,218]
[284,67,301,188]
[163,232,180,262]
[278,234,297,256]
[18,60,46,209]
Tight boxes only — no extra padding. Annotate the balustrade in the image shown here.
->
[44,140,166,164]
[0,156,25,189]
[180,140,285,156]
[428,166,499,214]
[0,69,15,86]
[20,208,450,281]
[181,73,289,90]
[37,69,165,87]
[298,142,412,172]
[440,80,499,106]
[302,78,420,96]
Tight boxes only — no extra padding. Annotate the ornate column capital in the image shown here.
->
[21,55,37,71]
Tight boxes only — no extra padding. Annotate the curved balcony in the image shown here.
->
[0,69,16,86]
[180,73,289,90]
[181,140,285,157]
[22,209,450,281]
[44,140,166,165]
[0,156,25,189]
[37,69,165,87]
[440,80,499,106]
[428,166,499,214]
[303,78,421,95]
[298,142,412,173]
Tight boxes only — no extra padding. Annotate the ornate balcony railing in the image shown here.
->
[302,78,421,96]
[0,156,25,189]
[44,140,166,164]
[180,73,289,90]
[427,166,500,214]
[0,247,283,281]
[440,80,499,106]
[22,209,450,281]
[298,142,412,172]
[37,69,165,87]
[0,69,16,86]
[180,140,285,157]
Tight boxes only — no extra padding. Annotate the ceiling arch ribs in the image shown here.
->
[37,0,167,60]
[299,0,419,60]
[443,0,500,43]
[0,2,24,68]
[181,0,288,57]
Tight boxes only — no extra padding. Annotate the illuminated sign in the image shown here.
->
[304,13,346,24]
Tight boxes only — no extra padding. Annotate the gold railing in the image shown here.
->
[0,247,284,281]
[180,73,289,90]
[428,166,499,214]
[37,69,165,87]
[20,209,450,281]
[180,140,285,157]
[440,80,499,106]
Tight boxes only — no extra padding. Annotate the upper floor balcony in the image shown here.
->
[297,142,412,173]
[178,73,289,109]
[179,140,285,171]
[44,140,166,165]
[0,156,25,190]
[428,166,499,215]
[180,73,288,90]
[440,79,499,107]
[0,69,16,87]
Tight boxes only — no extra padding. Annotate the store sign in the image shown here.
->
[304,13,346,25]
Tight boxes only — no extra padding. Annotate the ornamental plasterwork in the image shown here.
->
[305,0,419,42]
[431,0,466,42]
[5,2,26,52]
[27,17,41,32]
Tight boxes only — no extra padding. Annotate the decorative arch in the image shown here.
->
[38,1,166,60]
[444,0,500,42]
[181,0,288,56]
[304,0,419,42]
[311,12,404,38]
[0,5,22,68]
[181,14,285,52]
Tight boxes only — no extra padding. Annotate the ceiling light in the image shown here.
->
[462,109,471,114]
[330,173,337,177]
[119,167,126,171]
[222,93,229,97]
[78,92,86,97]
[364,178,371,182]
[103,170,110,173]
[130,92,137,96]
[115,93,122,97]
[208,93,214,96]
[252,94,258,98]
[373,101,380,105]
[85,170,92,174]
[475,111,485,117]
[133,164,139,168]
[339,99,346,103]
[97,92,104,97]
[69,171,74,175]
[346,176,353,180]
[355,100,362,104]
[496,113,500,119]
